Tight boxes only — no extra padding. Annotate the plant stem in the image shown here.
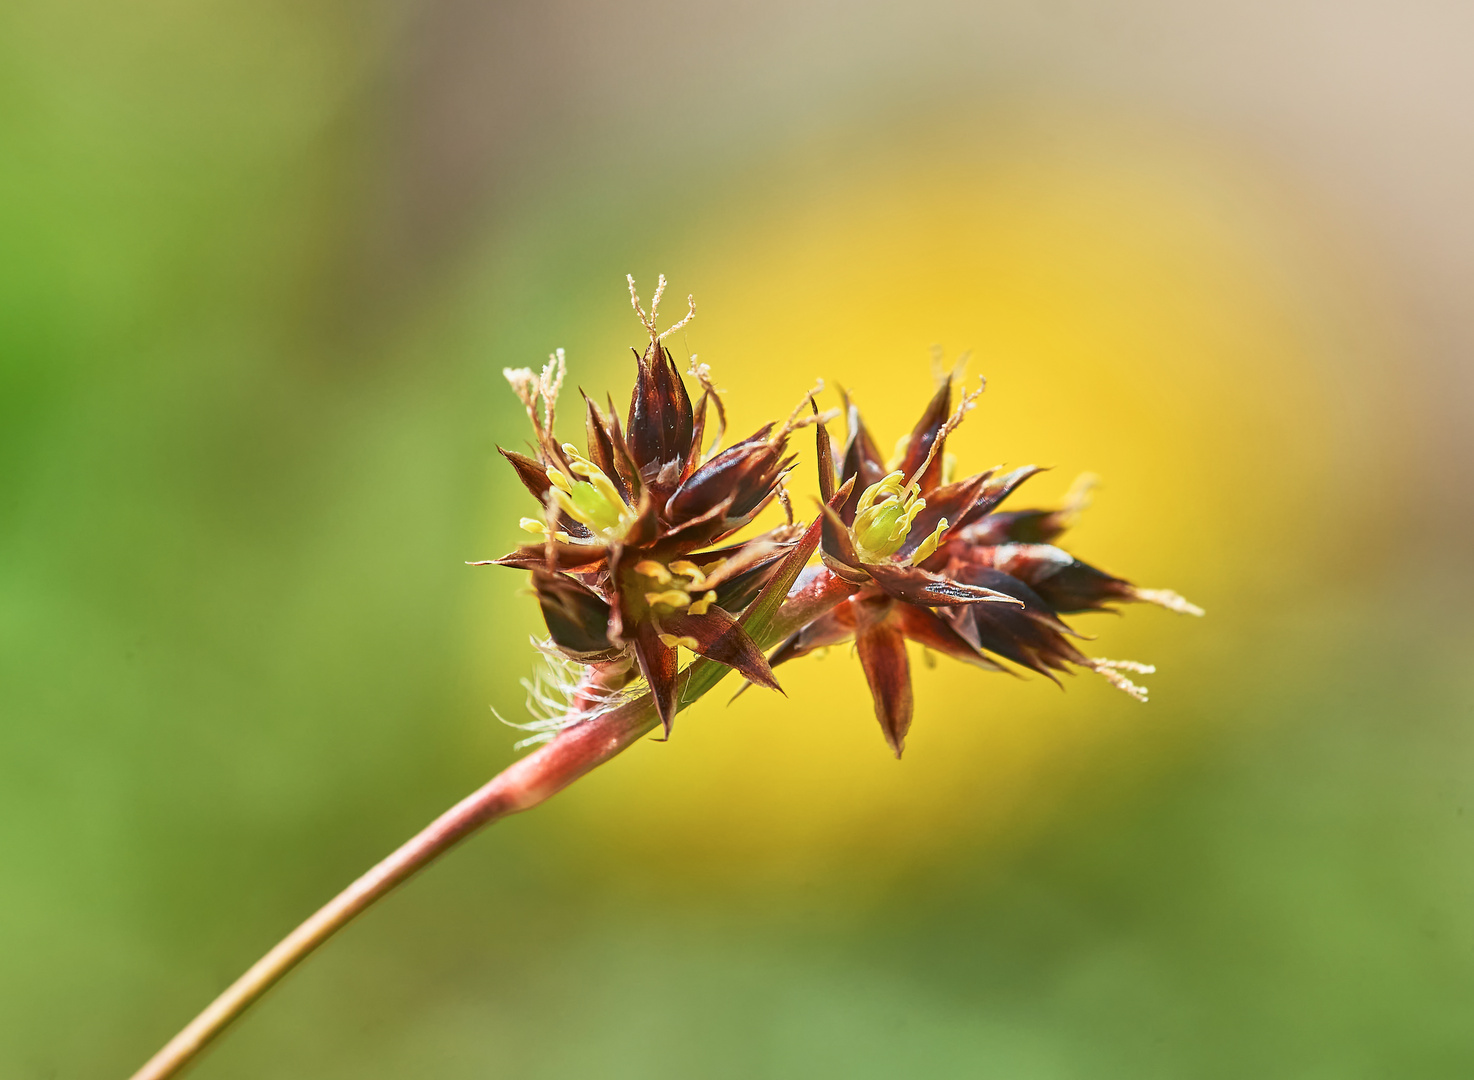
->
[128,687,659,1080]
[129,549,852,1079]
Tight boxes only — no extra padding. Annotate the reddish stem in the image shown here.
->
[128,683,657,1080]
[129,562,854,1080]
[767,565,861,640]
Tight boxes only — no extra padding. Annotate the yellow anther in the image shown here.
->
[634,560,672,584]
[561,443,625,511]
[657,633,701,651]
[644,589,692,609]
[909,517,949,565]
[519,518,547,534]
[687,590,718,615]
[537,444,632,541]
[668,560,706,585]
[855,470,904,515]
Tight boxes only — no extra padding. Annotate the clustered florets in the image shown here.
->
[477,277,1201,756]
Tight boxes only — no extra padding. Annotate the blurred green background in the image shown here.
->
[5,2,1474,1077]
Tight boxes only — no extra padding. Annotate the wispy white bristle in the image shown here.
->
[1089,658,1155,702]
[493,644,635,749]
[1132,588,1205,617]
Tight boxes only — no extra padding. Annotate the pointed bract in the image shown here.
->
[799,375,1198,750]
[532,569,619,661]
[628,341,695,497]
[662,606,782,692]
[892,603,1005,672]
[631,619,679,736]
[898,380,952,493]
[853,597,913,757]
[766,602,859,671]
[666,424,783,525]
[482,289,1198,755]
[582,393,631,505]
[950,465,1046,531]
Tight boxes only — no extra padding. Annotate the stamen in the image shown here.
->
[909,517,949,565]
[687,590,717,615]
[645,589,693,609]
[634,560,673,584]
[561,443,625,511]
[852,471,928,562]
[658,633,701,650]
[518,493,585,546]
[540,442,634,540]
[668,560,707,586]
[856,470,905,515]
[538,487,560,568]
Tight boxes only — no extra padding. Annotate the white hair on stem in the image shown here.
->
[492,644,636,749]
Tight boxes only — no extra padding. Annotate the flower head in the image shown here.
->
[764,367,1202,757]
[476,276,826,736]
[481,280,1200,759]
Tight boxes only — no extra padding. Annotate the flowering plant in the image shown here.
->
[488,276,1199,757]
[130,277,1200,1080]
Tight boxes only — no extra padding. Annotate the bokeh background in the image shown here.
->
[4,2,1474,1077]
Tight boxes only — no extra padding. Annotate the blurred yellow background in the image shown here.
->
[3,2,1467,1078]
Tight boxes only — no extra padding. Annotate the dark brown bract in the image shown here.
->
[761,375,1202,756]
[479,276,820,735]
[478,278,1201,756]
